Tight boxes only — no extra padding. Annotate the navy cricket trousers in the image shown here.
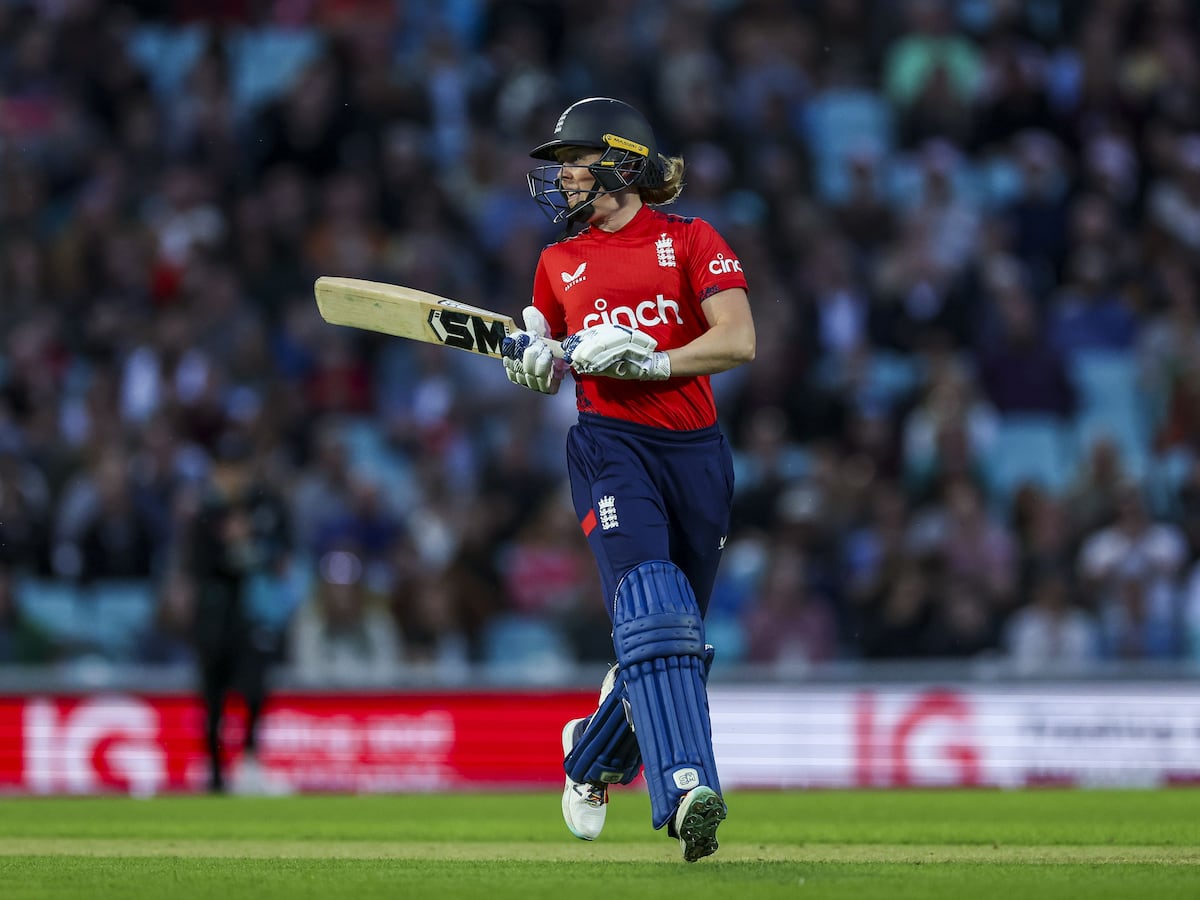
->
[566,412,735,621]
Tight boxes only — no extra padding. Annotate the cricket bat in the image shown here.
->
[314,276,563,359]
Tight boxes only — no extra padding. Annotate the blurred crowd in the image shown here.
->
[3,0,1200,682]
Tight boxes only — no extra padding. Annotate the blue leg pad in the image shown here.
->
[565,645,718,787]
[564,670,642,785]
[613,560,721,830]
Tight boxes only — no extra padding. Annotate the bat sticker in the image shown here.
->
[427,309,509,356]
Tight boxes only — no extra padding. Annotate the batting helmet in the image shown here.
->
[527,97,666,224]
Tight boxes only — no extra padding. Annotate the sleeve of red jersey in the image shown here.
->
[683,219,749,301]
[531,256,568,339]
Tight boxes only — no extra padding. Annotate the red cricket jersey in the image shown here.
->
[531,205,749,430]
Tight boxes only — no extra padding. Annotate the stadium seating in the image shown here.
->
[335,416,417,511]
[86,580,157,661]
[801,89,893,202]
[730,443,811,494]
[707,539,768,620]
[1070,350,1141,409]
[986,414,1076,502]
[125,25,207,101]
[701,615,748,665]
[1068,350,1150,479]
[1074,410,1149,482]
[14,578,86,649]
[14,577,156,661]
[814,350,923,412]
[225,27,325,113]
[481,613,574,682]
[127,23,324,116]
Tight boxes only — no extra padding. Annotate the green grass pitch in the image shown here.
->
[1,789,1197,899]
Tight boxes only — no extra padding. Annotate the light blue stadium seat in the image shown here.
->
[707,539,768,619]
[226,27,324,114]
[801,89,892,202]
[1069,350,1150,479]
[867,351,924,407]
[976,155,1024,209]
[87,579,157,660]
[1070,350,1141,413]
[126,25,207,101]
[335,416,416,510]
[986,415,1076,502]
[336,416,386,461]
[884,154,987,212]
[731,444,810,494]
[802,89,892,157]
[482,614,573,678]
[815,351,923,412]
[702,615,747,665]
[14,578,85,645]
[1143,446,1194,516]
[1075,409,1149,481]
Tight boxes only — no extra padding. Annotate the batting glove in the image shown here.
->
[563,323,671,381]
[502,306,566,394]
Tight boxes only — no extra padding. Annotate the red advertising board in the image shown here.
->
[5,684,1200,794]
[0,691,595,795]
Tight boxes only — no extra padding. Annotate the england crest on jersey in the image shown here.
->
[656,233,676,268]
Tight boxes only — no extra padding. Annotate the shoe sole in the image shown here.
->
[677,786,726,862]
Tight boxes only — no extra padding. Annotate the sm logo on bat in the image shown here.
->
[427,308,508,356]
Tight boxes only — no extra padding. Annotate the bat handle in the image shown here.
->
[501,334,566,360]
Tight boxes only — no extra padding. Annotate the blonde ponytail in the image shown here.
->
[639,155,685,206]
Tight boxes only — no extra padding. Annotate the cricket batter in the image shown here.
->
[502,97,755,861]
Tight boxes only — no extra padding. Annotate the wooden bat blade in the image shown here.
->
[314,276,518,358]
[315,276,563,359]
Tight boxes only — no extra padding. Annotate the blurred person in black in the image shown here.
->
[186,431,293,794]
[976,267,1077,420]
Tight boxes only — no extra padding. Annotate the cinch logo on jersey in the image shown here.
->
[583,295,683,329]
[597,495,619,530]
[561,262,587,290]
[656,233,676,268]
[708,253,742,275]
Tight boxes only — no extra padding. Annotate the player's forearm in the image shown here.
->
[665,318,756,377]
[662,287,755,378]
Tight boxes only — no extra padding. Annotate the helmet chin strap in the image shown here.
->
[556,172,604,225]
[565,192,600,223]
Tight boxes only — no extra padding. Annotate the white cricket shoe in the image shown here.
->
[672,785,727,862]
[561,718,608,840]
[560,664,621,841]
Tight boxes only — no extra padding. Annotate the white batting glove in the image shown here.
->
[563,323,672,381]
[502,306,565,394]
